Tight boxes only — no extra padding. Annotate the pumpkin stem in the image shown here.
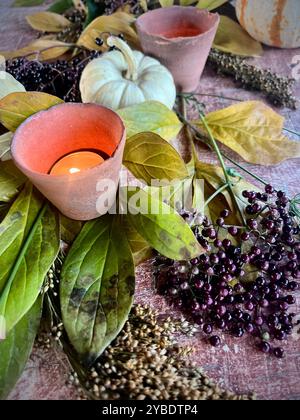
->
[107,36,138,82]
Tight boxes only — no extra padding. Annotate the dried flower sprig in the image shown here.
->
[68,305,255,400]
[208,49,297,110]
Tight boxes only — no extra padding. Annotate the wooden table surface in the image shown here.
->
[1,0,300,401]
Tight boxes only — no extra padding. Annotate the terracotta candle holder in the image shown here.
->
[136,6,220,92]
[11,103,126,221]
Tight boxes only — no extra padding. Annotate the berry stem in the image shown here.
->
[191,110,247,227]
[19,44,87,60]
[180,114,270,187]
[221,153,269,186]
[283,127,300,137]
[180,91,244,104]
[181,96,199,165]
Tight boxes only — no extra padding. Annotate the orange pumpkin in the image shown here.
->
[236,0,300,48]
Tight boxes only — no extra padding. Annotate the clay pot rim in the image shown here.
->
[11,102,126,181]
[136,6,220,43]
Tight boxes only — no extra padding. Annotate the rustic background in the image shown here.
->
[1,0,300,401]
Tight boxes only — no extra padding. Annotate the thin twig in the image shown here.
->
[198,113,247,226]
[204,183,230,208]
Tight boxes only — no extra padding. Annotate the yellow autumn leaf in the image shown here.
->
[123,218,153,265]
[123,132,189,185]
[180,0,198,4]
[139,0,148,11]
[77,11,140,50]
[0,39,71,61]
[159,0,174,6]
[0,92,63,132]
[117,101,182,142]
[26,12,71,32]
[195,160,260,226]
[197,0,228,10]
[213,15,263,57]
[196,101,300,165]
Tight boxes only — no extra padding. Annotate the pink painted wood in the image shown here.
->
[1,0,300,401]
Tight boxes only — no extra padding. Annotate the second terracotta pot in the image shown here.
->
[136,6,220,92]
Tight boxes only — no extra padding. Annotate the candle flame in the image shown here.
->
[69,167,81,174]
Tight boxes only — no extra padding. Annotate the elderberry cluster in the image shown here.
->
[154,186,300,358]
[6,52,101,102]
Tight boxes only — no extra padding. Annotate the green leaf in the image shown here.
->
[118,101,183,142]
[124,188,204,260]
[0,132,13,162]
[197,0,228,10]
[123,132,188,185]
[0,92,63,132]
[0,161,26,202]
[13,0,44,6]
[0,183,60,334]
[0,204,10,223]
[123,217,152,265]
[60,215,135,365]
[48,0,74,13]
[145,177,194,211]
[60,215,82,244]
[85,0,106,27]
[0,297,42,400]
[213,15,263,57]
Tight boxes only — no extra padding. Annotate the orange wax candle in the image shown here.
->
[50,151,104,176]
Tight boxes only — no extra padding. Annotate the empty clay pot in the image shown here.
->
[136,6,220,92]
[11,103,126,221]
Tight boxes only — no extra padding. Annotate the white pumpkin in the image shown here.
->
[80,36,176,110]
[236,0,300,48]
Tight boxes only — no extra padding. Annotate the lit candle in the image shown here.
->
[50,151,104,176]
[12,103,126,220]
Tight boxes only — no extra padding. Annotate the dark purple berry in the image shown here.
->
[274,348,285,359]
[259,341,271,354]
[228,226,239,236]
[209,336,221,347]
[203,324,213,335]
[265,185,274,194]
[220,209,231,218]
